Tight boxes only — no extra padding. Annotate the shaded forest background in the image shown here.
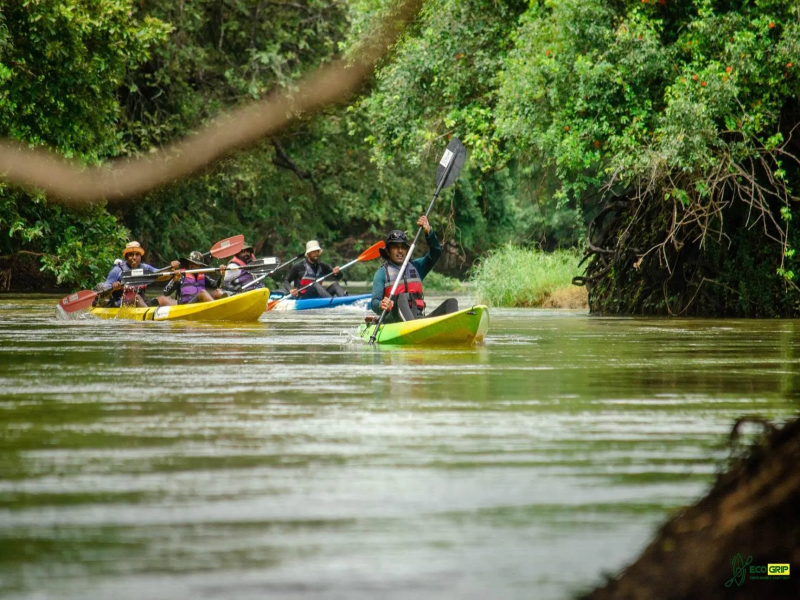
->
[2,0,800,316]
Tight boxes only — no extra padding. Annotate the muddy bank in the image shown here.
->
[581,416,800,600]
[0,254,68,293]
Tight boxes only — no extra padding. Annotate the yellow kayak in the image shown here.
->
[358,305,489,345]
[90,288,270,322]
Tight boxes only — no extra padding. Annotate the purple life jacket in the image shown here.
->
[230,256,254,287]
[180,273,206,304]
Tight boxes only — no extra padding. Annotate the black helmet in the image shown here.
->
[380,230,410,260]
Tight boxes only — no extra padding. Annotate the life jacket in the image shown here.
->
[383,261,425,315]
[180,272,206,304]
[298,259,321,295]
[113,262,150,305]
[229,256,254,288]
[121,285,144,305]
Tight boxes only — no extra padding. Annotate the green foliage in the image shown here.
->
[0,0,168,159]
[357,0,527,169]
[469,245,583,307]
[423,270,462,292]
[358,0,800,313]
[0,1,167,287]
[0,184,129,288]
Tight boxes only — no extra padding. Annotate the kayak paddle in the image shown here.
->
[56,235,249,313]
[206,234,245,259]
[266,241,385,310]
[238,253,305,293]
[121,257,280,287]
[58,290,102,313]
[368,137,466,344]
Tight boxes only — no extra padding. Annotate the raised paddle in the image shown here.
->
[368,138,467,344]
[206,234,245,259]
[57,235,248,313]
[266,241,385,310]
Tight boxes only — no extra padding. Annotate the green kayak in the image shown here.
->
[358,305,489,345]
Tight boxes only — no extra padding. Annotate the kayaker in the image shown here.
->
[94,241,179,308]
[223,242,263,292]
[371,216,458,322]
[162,251,227,304]
[283,240,346,299]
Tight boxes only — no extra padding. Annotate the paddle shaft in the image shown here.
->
[368,162,456,344]
[120,266,225,287]
[293,256,356,294]
[269,242,384,304]
[239,255,303,292]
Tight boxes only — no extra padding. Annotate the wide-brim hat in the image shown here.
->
[122,241,145,257]
[179,250,209,268]
[379,230,410,260]
[305,240,322,255]
[241,242,255,252]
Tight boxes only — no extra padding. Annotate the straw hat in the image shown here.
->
[122,241,145,257]
[305,240,322,255]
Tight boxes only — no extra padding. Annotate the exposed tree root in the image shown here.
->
[580,416,800,600]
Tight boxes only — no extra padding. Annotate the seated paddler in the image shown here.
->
[162,251,227,305]
[223,241,263,292]
[371,216,458,323]
[94,241,178,308]
[284,240,346,299]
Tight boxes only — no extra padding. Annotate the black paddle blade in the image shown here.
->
[246,257,280,271]
[120,277,156,286]
[435,137,467,189]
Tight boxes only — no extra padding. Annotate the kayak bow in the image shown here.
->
[268,293,371,312]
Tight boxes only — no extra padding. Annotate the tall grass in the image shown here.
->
[470,246,585,307]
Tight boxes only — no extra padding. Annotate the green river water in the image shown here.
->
[1,294,798,599]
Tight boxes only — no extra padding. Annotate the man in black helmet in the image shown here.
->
[370,215,458,322]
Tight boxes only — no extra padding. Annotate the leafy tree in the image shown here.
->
[0,1,168,288]
[495,0,800,314]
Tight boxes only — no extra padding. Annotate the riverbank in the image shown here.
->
[582,416,800,600]
[470,246,588,309]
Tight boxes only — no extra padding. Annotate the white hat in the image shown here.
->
[305,240,322,255]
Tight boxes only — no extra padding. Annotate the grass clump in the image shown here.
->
[469,246,587,308]
[424,270,463,292]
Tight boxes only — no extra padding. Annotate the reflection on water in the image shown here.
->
[1,295,798,599]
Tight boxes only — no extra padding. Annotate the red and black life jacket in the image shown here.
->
[299,260,321,295]
[383,261,425,314]
[117,262,149,305]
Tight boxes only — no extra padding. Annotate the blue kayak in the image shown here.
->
[267,293,371,311]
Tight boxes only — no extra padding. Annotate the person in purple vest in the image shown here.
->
[223,242,263,292]
[162,251,227,304]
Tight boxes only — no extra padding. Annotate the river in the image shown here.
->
[1,294,797,599]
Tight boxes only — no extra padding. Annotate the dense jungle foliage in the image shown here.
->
[2,0,800,315]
